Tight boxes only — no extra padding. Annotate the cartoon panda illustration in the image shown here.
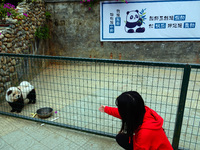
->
[125,10,145,33]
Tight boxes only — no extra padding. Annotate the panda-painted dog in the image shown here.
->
[6,81,36,113]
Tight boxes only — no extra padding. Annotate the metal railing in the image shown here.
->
[0,53,199,150]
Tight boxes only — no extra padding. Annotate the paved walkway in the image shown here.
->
[0,115,123,150]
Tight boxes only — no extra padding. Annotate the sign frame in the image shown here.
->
[100,0,200,41]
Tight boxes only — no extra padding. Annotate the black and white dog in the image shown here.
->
[6,81,36,113]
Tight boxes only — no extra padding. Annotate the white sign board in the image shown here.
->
[100,0,200,41]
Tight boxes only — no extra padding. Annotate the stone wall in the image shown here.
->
[0,2,47,55]
[45,0,200,63]
[0,1,48,100]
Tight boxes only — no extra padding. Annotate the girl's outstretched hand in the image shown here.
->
[99,105,105,112]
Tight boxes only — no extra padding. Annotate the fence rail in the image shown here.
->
[0,53,199,150]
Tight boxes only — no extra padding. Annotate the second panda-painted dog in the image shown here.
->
[6,81,36,113]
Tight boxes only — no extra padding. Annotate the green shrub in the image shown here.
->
[35,25,50,40]
[45,11,51,20]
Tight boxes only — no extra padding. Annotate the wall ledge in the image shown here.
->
[44,0,107,2]
[44,0,80,2]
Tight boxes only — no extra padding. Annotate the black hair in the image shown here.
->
[116,91,146,137]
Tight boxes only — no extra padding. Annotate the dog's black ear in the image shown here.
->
[7,90,12,96]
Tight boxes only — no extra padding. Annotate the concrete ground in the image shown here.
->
[0,114,123,150]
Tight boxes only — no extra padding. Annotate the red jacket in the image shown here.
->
[104,106,173,150]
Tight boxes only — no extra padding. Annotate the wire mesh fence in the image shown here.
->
[0,53,199,150]
[178,68,200,150]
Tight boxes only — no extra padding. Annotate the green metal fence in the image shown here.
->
[0,53,199,150]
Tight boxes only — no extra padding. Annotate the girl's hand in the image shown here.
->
[99,105,105,112]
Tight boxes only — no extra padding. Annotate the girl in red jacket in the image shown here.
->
[99,91,173,150]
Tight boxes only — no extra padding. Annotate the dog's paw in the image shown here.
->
[16,110,22,113]
[11,109,16,112]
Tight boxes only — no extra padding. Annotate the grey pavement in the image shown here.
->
[0,114,123,150]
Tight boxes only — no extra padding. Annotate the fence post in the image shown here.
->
[172,64,191,150]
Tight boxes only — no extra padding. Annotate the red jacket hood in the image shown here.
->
[140,106,163,130]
